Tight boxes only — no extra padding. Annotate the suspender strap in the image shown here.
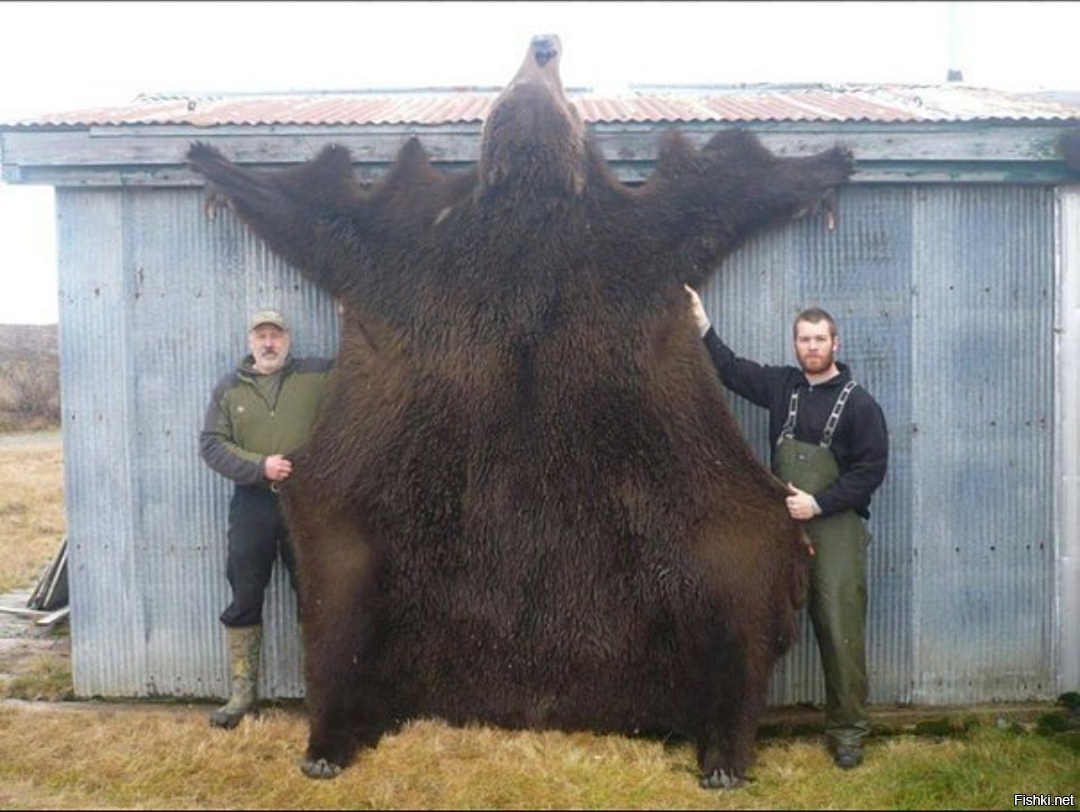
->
[780,390,800,440]
[821,380,858,449]
[779,380,859,448]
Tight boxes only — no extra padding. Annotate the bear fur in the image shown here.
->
[188,34,854,788]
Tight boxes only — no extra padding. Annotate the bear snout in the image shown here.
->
[529,34,560,66]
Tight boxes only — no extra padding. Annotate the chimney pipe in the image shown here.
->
[946,2,964,82]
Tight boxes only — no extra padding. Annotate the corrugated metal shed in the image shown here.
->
[2,83,1079,708]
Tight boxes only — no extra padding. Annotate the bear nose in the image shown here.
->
[530,34,560,66]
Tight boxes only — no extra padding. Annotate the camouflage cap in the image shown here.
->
[247,309,289,332]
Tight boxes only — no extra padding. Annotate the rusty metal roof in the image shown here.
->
[6,83,1080,128]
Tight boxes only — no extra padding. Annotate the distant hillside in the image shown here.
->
[0,324,60,431]
[0,324,58,360]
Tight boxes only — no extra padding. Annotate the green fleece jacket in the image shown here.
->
[200,354,334,487]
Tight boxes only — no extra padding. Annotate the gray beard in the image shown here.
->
[253,354,285,375]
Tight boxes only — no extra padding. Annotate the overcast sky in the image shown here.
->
[3,0,1080,324]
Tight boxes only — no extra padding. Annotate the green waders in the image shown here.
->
[209,624,262,729]
[772,382,870,753]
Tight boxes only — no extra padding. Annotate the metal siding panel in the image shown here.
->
[1056,186,1080,694]
[157,190,337,700]
[912,185,1055,703]
[793,187,916,707]
[58,188,148,697]
[703,186,916,708]
[60,187,337,698]
[127,190,225,699]
[705,184,1056,709]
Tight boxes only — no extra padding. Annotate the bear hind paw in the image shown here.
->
[699,768,744,790]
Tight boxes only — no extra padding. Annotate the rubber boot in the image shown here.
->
[209,625,262,729]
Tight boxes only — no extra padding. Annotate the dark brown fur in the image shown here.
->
[188,35,853,788]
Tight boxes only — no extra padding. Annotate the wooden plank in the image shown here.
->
[28,537,67,611]
[35,606,70,627]
[4,122,1080,187]
[0,605,50,619]
[2,122,1075,168]
[7,161,1075,188]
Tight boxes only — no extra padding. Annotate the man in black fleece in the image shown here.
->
[687,286,888,770]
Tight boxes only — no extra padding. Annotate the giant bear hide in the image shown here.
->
[188,34,854,788]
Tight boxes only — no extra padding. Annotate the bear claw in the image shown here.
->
[301,758,344,779]
[700,769,742,790]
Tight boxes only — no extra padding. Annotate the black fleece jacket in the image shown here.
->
[702,327,888,520]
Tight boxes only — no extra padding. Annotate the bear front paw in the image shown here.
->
[300,757,344,780]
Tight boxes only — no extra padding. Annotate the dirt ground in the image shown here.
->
[0,587,70,694]
[0,428,68,694]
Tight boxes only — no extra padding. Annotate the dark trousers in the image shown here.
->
[219,485,300,628]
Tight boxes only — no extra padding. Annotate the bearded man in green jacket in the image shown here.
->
[200,308,334,729]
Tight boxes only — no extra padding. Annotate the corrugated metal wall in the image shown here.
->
[908,186,1055,703]
[59,187,339,699]
[59,181,1059,706]
[702,183,1056,707]
[1055,186,1080,696]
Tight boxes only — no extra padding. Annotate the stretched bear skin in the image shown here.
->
[188,33,853,789]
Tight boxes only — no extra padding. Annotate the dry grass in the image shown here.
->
[0,442,64,594]
[0,438,1078,809]
[3,648,73,702]
[0,704,1076,810]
